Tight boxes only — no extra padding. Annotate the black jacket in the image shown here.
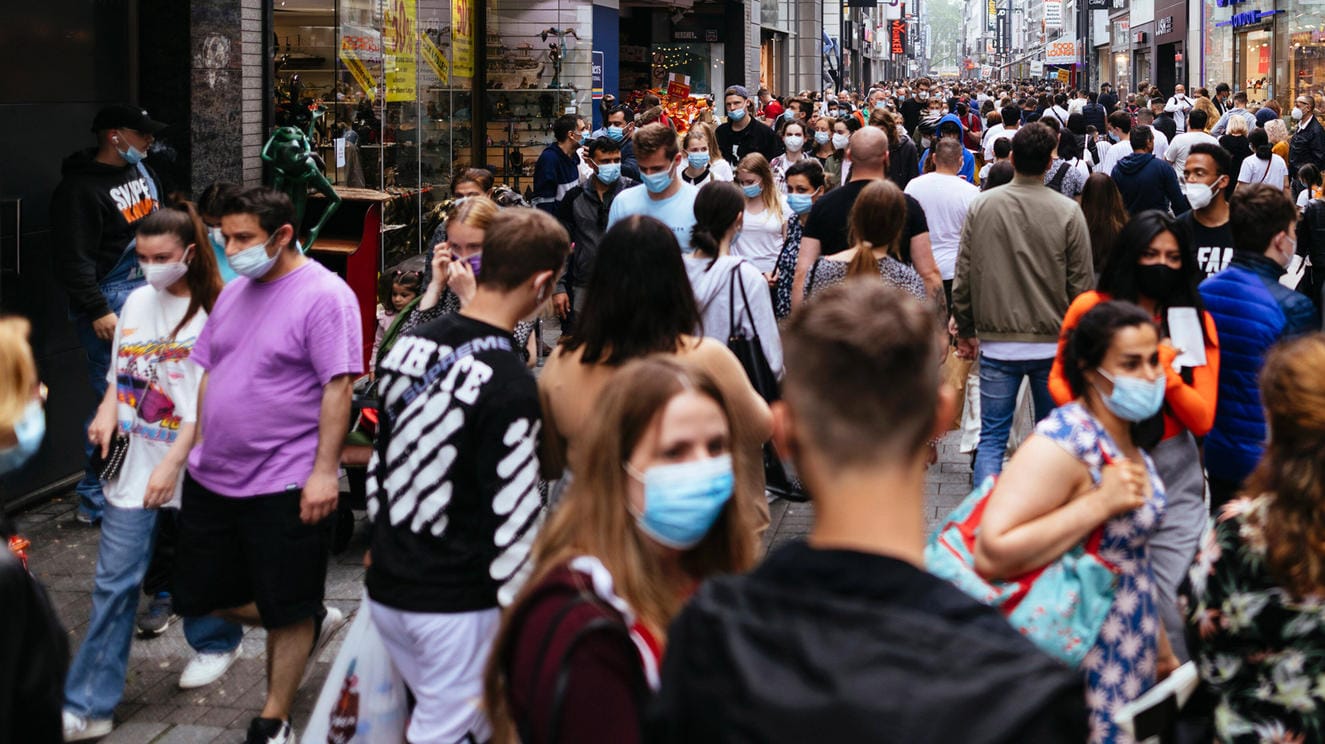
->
[49,150,162,318]
[651,542,1088,743]
[554,175,635,293]
[0,518,67,744]
[1099,92,1119,113]
[716,119,782,164]
[1083,102,1108,133]
[1153,112,1178,142]
[1297,199,1325,310]
[1289,115,1325,175]
[1113,152,1191,216]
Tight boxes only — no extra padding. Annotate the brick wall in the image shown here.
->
[241,0,265,185]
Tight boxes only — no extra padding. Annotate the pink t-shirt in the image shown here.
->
[188,260,362,497]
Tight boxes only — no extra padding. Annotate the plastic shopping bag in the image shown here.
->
[303,592,409,744]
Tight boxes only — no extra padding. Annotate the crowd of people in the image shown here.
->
[4,76,1325,743]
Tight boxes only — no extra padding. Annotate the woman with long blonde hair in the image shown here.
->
[731,153,787,280]
[1185,333,1325,742]
[803,180,926,302]
[680,122,733,185]
[485,357,759,744]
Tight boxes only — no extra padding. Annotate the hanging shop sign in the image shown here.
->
[1058,69,1071,82]
[987,0,998,30]
[1111,19,1130,50]
[383,0,417,102]
[451,0,474,78]
[1044,0,1064,30]
[1157,16,1173,34]
[339,22,381,100]
[419,28,448,85]
[1045,39,1077,63]
[890,20,908,55]
[1031,60,1045,76]
[1214,8,1284,27]
[591,51,604,101]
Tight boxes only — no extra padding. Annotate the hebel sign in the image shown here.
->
[1213,0,1283,29]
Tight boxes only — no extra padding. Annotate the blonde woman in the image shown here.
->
[731,153,787,281]
[1266,117,1290,160]
[680,124,733,186]
[0,317,43,475]
[485,357,759,744]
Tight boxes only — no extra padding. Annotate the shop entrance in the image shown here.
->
[1157,43,1180,93]
[1236,27,1274,106]
[1134,49,1151,89]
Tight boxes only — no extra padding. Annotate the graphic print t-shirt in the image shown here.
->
[105,286,206,509]
[1181,212,1236,278]
[366,314,544,613]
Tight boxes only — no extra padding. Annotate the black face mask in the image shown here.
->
[1136,263,1183,300]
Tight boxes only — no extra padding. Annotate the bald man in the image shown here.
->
[793,127,943,315]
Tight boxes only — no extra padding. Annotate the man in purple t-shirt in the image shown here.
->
[173,186,362,744]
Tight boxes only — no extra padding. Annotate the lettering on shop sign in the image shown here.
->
[1158,16,1173,34]
[891,20,908,55]
[1214,8,1283,27]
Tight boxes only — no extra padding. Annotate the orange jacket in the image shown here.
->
[1048,291,1220,440]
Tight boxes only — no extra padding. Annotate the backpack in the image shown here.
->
[1047,161,1072,193]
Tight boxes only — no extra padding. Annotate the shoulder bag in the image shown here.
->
[90,362,158,482]
[924,446,1121,668]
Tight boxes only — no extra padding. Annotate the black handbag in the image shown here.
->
[727,266,808,502]
[90,434,130,481]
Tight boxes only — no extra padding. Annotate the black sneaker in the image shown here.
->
[244,716,294,744]
[137,593,177,637]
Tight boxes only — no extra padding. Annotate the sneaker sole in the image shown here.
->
[64,720,113,742]
[299,608,349,688]
[179,647,241,689]
[136,614,178,638]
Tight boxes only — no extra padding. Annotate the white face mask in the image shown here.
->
[1293,107,1305,122]
[140,248,191,291]
[831,133,849,149]
[1183,181,1217,211]
[227,237,280,279]
[783,135,805,152]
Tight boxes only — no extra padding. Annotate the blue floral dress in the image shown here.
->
[1037,402,1167,744]
[772,216,803,320]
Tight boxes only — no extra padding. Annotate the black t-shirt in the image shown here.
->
[366,314,544,613]
[1181,211,1236,278]
[901,98,926,134]
[716,118,782,164]
[803,179,930,264]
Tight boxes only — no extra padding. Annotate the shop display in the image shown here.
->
[623,89,711,134]
[261,107,342,253]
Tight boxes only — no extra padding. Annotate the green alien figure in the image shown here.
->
[261,105,341,252]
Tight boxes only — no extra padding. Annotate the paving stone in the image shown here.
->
[156,724,230,743]
[101,721,170,743]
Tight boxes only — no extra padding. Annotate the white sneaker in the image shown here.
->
[179,646,241,689]
[300,606,348,687]
[63,711,113,742]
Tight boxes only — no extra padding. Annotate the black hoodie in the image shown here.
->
[50,149,161,319]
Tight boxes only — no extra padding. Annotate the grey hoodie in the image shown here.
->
[683,255,784,378]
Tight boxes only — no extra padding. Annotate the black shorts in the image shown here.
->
[173,473,330,629]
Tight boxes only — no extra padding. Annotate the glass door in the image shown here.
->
[1236,27,1274,106]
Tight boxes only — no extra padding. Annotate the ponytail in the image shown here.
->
[846,240,882,279]
[136,201,223,339]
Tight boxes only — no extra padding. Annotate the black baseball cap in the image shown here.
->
[91,104,167,134]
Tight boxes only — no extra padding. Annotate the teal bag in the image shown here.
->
[924,460,1120,668]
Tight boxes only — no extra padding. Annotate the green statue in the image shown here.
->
[261,105,341,252]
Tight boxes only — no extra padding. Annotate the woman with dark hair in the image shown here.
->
[1237,126,1290,198]
[684,182,782,376]
[539,216,772,531]
[1080,173,1129,275]
[1048,210,1219,666]
[486,358,760,744]
[772,159,826,318]
[1184,333,1325,743]
[196,182,240,283]
[803,180,926,303]
[980,161,1015,191]
[976,300,1172,744]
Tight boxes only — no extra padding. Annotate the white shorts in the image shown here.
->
[368,601,501,744]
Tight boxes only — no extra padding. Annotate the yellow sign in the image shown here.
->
[340,48,377,101]
[339,23,380,101]
[452,0,474,78]
[384,0,417,102]
[420,30,449,85]
[1058,69,1070,83]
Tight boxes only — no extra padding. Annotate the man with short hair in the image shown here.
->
[1082,92,1108,133]
[1164,84,1195,133]
[553,137,635,325]
[653,281,1089,742]
[531,114,582,214]
[716,85,782,162]
[1137,108,1171,160]
[588,105,639,180]
[1212,82,1232,115]
[1211,91,1258,136]
[1112,125,1191,216]
[952,123,1094,485]
[1289,92,1325,193]
[758,87,783,123]
[918,115,976,183]
[1180,143,1237,278]
[1200,183,1319,509]
[983,104,1021,161]
[906,139,979,307]
[793,127,941,312]
[173,186,361,744]
[1099,83,1118,114]
[369,208,566,744]
[1098,110,1135,176]
[52,104,166,525]
[607,123,698,248]
[1164,109,1219,179]
[901,78,932,134]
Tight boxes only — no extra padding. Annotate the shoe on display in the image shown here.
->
[244,716,294,744]
[300,606,347,687]
[137,593,177,637]
[62,711,113,742]
[178,646,241,689]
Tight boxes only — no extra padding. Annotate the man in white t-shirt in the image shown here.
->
[1165,109,1219,179]
[905,139,978,308]
[983,104,1021,161]
[1099,111,1135,176]
[607,123,698,250]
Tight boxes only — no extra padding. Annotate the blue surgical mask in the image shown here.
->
[814,131,831,145]
[115,132,147,165]
[641,166,675,194]
[787,193,814,215]
[227,236,279,280]
[596,162,621,184]
[0,401,45,475]
[627,454,734,549]
[784,109,797,120]
[741,183,763,199]
[607,125,625,142]
[728,107,747,122]
[207,226,226,256]
[1108,131,1120,143]
[1095,369,1166,422]
[688,151,711,169]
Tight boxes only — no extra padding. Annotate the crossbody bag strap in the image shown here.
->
[731,262,762,340]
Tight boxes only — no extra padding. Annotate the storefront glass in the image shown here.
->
[1288,11,1325,106]
[1237,27,1275,105]
[1114,52,1133,91]
[1203,0,1234,89]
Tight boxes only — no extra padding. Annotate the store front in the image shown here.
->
[1153,1,1187,90]
[1133,25,1154,89]
[1111,16,1132,90]
[1236,25,1275,105]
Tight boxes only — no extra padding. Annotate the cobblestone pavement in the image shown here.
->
[14,431,971,743]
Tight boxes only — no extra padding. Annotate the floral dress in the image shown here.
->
[1037,402,1167,744]
[772,217,803,319]
[804,254,927,303]
[1184,495,1325,743]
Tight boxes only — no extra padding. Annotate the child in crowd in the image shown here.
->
[371,258,425,373]
[1296,163,1323,212]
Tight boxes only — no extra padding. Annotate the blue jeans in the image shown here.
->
[64,504,243,720]
[973,354,1056,485]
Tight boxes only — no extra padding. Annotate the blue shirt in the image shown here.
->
[606,182,698,251]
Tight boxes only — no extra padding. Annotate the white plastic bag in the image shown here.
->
[303,592,409,744]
